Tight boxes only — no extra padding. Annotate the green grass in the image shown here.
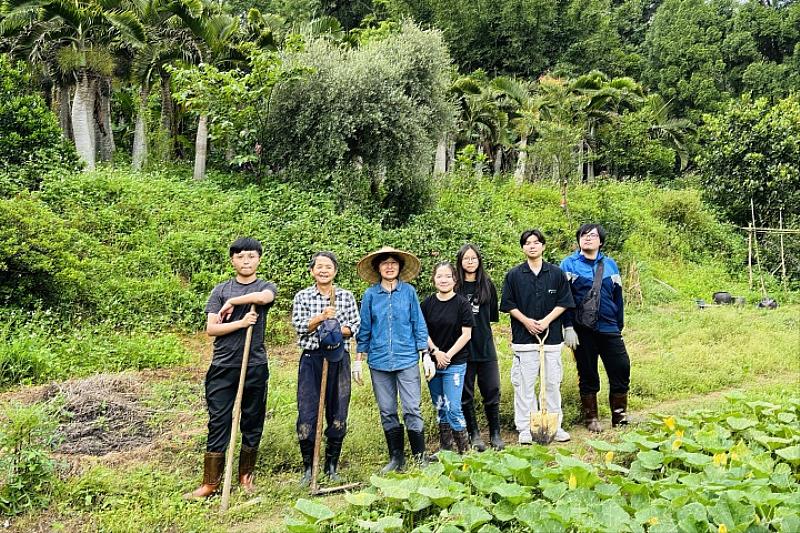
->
[4,303,798,531]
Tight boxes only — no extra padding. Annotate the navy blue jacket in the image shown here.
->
[559,251,624,334]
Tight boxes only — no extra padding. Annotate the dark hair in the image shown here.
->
[455,243,493,305]
[431,261,457,284]
[229,237,262,257]
[519,229,546,247]
[371,253,404,274]
[576,224,606,247]
[309,251,339,270]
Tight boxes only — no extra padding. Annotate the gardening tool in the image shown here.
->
[220,304,256,513]
[530,329,559,445]
[310,287,361,495]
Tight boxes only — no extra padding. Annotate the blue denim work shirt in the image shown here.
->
[356,281,429,372]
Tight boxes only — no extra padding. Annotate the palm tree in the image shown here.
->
[1,0,145,169]
[492,76,540,182]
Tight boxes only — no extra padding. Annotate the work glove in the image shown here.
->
[421,352,436,382]
[563,326,579,350]
[352,359,363,385]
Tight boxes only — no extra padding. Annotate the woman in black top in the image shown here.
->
[455,244,504,450]
[421,262,475,454]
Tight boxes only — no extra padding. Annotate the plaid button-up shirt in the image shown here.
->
[292,285,360,351]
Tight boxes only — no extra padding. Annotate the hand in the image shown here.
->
[563,326,579,350]
[352,360,363,385]
[239,311,258,328]
[531,319,549,334]
[218,300,235,323]
[321,306,336,320]
[434,349,449,369]
[422,357,436,382]
[522,317,538,335]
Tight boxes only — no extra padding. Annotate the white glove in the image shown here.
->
[422,356,436,382]
[352,359,363,385]
[563,326,580,350]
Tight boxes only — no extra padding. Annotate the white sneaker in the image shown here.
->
[554,428,571,442]
[518,431,532,445]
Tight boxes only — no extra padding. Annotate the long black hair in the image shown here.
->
[455,243,494,305]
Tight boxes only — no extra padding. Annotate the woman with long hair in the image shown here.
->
[455,244,504,450]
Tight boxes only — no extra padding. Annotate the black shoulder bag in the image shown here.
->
[575,259,604,330]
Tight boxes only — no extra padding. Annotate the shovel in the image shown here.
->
[310,286,361,495]
[530,329,559,445]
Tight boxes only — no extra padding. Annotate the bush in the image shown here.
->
[0,55,81,196]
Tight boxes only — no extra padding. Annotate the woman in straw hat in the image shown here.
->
[354,247,437,472]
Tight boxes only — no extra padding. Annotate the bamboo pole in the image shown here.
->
[750,199,767,297]
[779,209,787,291]
[748,223,753,292]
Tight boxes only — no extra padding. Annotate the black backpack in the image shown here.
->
[575,259,604,330]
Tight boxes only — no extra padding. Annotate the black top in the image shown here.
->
[205,278,277,367]
[457,280,499,362]
[421,294,476,366]
[500,261,574,345]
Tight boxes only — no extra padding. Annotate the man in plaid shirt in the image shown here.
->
[292,251,360,485]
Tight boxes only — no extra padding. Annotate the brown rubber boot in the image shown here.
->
[183,452,224,500]
[610,393,629,427]
[238,445,258,494]
[438,423,455,452]
[580,394,603,433]
[453,429,471,454]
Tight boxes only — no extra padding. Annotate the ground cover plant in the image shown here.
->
[288,394,800,532]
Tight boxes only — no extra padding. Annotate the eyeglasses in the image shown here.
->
[462,257,479,263]
[581,233,600,240]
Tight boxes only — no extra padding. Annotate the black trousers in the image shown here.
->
[205,363,269,453]
[296,351,351,447]
[461,358,501,410]
[573,325,630,396]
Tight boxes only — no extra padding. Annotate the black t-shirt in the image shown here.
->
[500,261,574,345]
[421,294,475,366]
[457,280,499,362]
[205,278,277,367]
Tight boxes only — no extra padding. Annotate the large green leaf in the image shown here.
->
[449,500,492,531]
[636,450,665,470]
[344,491,379,507]
[293,498,335,522]
[417,486,458,507]
[469,471,503,494]
[402,492,432,512]
[726,416,757,431]
[491,482,530,504]
[491,499,516,522]
[775,444,800,464]
[284,517,317,533]
[597,499,632,531]
[356,515,404,532]
[708,495,755,530]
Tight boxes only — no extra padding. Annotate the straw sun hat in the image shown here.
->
[356,246,421,284]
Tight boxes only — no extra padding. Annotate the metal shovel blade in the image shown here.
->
[531,411,559,445]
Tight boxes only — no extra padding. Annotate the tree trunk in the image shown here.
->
[493,148,503,175]
[97,78,115,162]
[587,124,595,182]
[193,114,209,180]
[514,136,528,184]
[71,73,97,170]
[132,84,150,171]
[58,84,73,141]
[434,136,447,174]
[448,142,455,169]
[159,70,174,160]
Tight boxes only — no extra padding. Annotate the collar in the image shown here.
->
[577,251,605,264]
[311,284,336,298]
[520,261,551,275]
[377,280,404,294]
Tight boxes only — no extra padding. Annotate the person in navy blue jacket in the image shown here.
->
[560,224,630,433]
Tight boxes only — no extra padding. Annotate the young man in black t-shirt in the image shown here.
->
[184,237,277,499]
[500,229,574,444]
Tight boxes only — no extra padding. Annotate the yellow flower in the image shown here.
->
[568,473,577,490]
[664,416,676,431]
[675,429,685,439]
[462,463,468,471]
[718,524,728,533]
[647,517,659,526]
[605,451,615,463]
[713,452,728,467]
[672,439,682,450]
[730,451,739,461]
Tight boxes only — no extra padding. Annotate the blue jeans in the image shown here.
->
[427,363,467,431]
[370,364,424,432]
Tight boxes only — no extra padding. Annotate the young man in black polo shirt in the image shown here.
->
[500,229,574,444]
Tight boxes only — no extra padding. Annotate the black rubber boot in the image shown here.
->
[407,428,429,465]
[438,422,455,452]
[324,438,344,482]
[485,403,505,450]
[453,429,471,454]
[299,439,314,486]
[581,394,603,433]
[381,426,406,474]
[610,393,629,427]
[463,403,487,452]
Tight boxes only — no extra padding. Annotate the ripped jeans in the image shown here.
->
[426,363,467,431]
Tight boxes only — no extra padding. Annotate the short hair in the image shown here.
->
[576,224,607,246]
[229,237,262,257]
[431,261,457,283]
[372,253,404,274]
[519,229,546,247]
[309,251,339,270]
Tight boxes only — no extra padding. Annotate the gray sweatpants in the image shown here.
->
[510,343,565,433]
